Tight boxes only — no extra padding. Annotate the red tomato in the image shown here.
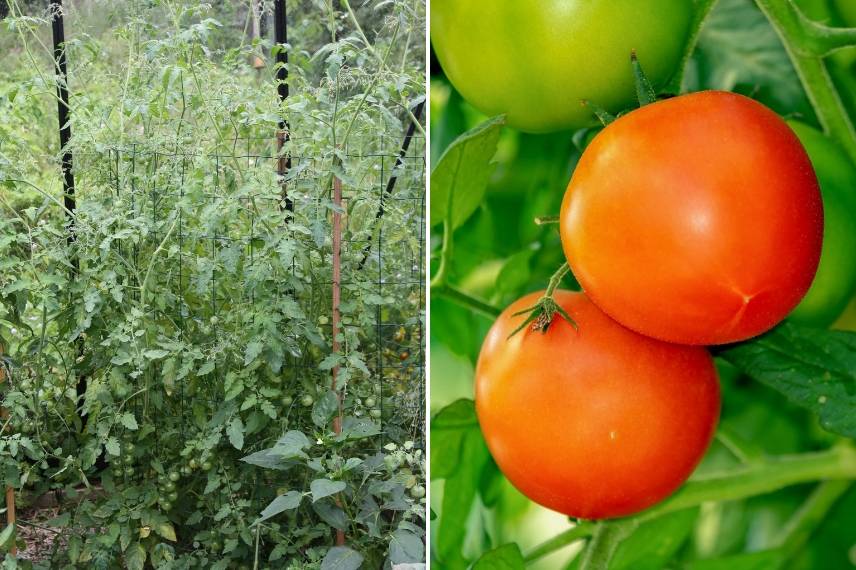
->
[560,91,823,345]
[475,290,720,519]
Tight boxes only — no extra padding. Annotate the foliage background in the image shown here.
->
[429,0,856,568]
[0,0,426,568]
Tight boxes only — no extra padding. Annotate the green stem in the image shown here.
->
[579,521,638,570]
[431,218,454,288]
[524,444,856,562]
[776,479,851,559]
[524,521,595,563]
[431,284,501,318]
[545,263,570,297]
[755,0,856,163]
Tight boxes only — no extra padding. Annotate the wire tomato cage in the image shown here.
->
[70,133,426,444]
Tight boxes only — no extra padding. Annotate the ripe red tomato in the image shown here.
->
[475,290,720,519]
[560,91,823,345]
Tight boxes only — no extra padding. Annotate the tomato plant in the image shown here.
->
[431,0,856,568]
[0,0,426,567]
[430,0,694,133]
[560,90,823,345]
[476,290,719,520]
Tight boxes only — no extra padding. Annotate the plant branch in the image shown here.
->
[755,0,856,163]
[431,283,501,318]
[524,443,856,562]
[579,520,638,570]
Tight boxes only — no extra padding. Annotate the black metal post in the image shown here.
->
[358,101,426,269]
[274,0,293,212]
[51,0,77,269]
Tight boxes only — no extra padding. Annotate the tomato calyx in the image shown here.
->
[508,263,577,338]
[630,50,656,107]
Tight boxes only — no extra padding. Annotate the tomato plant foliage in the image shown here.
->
[431,0,856,568]
[0,0,425,567]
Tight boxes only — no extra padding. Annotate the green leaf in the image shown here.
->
[431,399,480,480]
[125,542,147,570]
[335,417,381,441]
[197,360,215,377]
[430,115,505,229]
[611,508,699,570]
[271,430,311,459]
[120,412,138,431]
[143,349,169,360]
[154,521,177,542]
[686,0,811,117]
[0,523,14,551]
[436,413,490,567]
[227,417,245,450]
[257,491,303,522]
[321,546,364,570]
[389,528,425,563]
[105,437,121,456]
[473,544,525,570]
[312,390,340,429]
[686,549,787,570]
[721,323,856,438]
[311,479,346,502]
[313,500,349,530]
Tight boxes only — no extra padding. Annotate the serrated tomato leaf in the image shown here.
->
[720,323,856,438]
[473,544,525,569]
[430,115,505,229]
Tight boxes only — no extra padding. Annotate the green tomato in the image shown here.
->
[364,397,376,408]
[787,121,856,327]
[410,485,426,499]
[202,461,213,471]
[282,395,294,406]
[168,491,178,502]
[160,500,173,511]
[168,471,180,482]
[165,481,176,492]
[369,408,382,419]
[300,394,314,407]
[431,0,693,132]
[833,0,856,26]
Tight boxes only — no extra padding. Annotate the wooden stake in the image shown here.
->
[331,169,345,547]
[0,346,16,556]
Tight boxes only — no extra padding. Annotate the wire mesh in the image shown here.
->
[68,133,426,456]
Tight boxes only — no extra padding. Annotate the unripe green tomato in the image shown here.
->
[169,471,180,482]
[165,481,176,492]
[282,395,293,406]
[168,491,178,502]
[364,397,376,408]
[181,466,192,476]
[202,461,213,471]
[124,466,134,477]
[123,455,134,466]
[210,540,222,552]
[787,121,856,327]
[369,409,382,419]
[833,0,856,26]
[300,394,314,407]
[431,0,693,132]
[410,485,426,499]
[160,500,173,511]
[123,442,135,454]
[189,459,198,470]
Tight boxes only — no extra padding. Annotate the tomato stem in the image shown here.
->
[534,215,560,225]
[432,283,501,318]
[756,0,856,164]
[524,442,856,563]
[507,263,575,338]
